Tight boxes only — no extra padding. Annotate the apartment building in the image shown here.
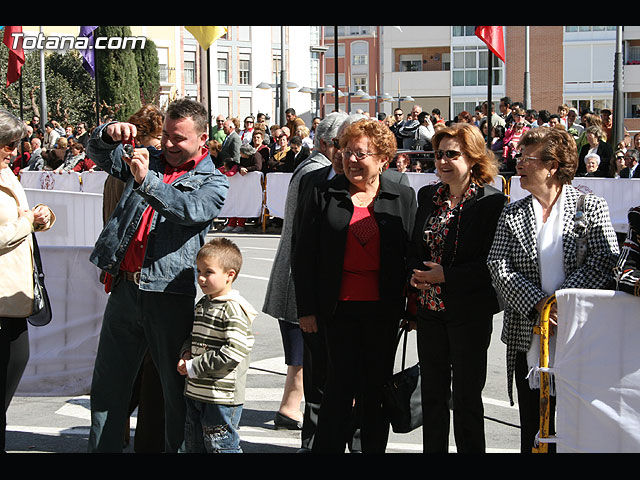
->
[326,25,640,134]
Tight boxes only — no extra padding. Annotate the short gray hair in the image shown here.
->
[585,152,601,165]
[313,112,348,149]
[336,113,367,138]
[0,110,27,147]
[240,143,256,156]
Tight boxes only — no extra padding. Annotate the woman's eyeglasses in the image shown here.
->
[435,149,462,160]
[514,152,541,164]
[343,149,380,161]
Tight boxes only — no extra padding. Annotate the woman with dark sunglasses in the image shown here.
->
[406,123,506,453]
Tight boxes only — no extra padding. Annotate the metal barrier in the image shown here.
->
[532,294,557,453]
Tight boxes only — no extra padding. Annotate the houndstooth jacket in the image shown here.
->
[487,184,619,404]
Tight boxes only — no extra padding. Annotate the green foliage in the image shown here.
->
[135,39,160,106]
[0,26,161,126]
[95,26,142,121]
[0,46,96,126]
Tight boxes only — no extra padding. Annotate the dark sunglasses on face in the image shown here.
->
[1,139,21,152]
[435,149,462,160]
[332,138,340,149]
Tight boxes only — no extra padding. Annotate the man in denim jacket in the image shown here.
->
[87,99,229,453]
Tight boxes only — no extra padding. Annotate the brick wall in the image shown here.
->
[505,26,564,113]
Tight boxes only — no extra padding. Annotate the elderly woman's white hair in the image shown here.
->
[585,152,601,166]
[313,112,349,149]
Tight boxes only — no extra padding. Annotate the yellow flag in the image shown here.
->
[185,26,227,50]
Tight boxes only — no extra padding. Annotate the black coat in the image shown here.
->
[578,141,613,177]
[407,182,507,321]
[292,173,416,321]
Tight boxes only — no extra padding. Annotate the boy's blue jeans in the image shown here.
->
[184,397,243,453]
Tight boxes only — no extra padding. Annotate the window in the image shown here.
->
[352,75,367,93]
[565,26,616,33]
[158,47,169,82]
[184,51,196,85]
[400,54,422,72]
[452,46,502,87]
[272,55,281,84]
[452,26,477,37]
[217,52,228,85]
[239,54,251,85]
[351,41,368,66]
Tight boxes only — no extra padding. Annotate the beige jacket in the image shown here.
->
[0,167,55,318]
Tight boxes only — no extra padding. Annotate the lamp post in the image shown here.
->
[257,81,299,126]
[299,85,333,118]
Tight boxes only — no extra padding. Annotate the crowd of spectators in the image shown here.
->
[9,115,97,175]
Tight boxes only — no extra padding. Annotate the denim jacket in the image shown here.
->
[88,123,229,297]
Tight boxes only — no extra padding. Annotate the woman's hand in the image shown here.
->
[32,205,51,226]
[239,167,248,176]
[410,261,445,289]
[299,315,318,334]
[534,296,558,335]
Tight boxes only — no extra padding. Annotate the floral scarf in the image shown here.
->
[419,182,477,311]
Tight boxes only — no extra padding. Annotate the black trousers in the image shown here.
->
[301,318,361,452]
[312,301,397,453]
[1,318,29,453]
[515,351,556,453]
[416,309,492,453]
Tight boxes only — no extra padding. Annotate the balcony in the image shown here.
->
[390,70,450,98]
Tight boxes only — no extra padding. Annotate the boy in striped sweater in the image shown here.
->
[178,238,258,453]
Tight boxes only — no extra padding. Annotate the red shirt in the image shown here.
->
[338,205,381,301]
[119,150,208,273]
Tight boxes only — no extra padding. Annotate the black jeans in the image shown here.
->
[515,351,556,453]
[416,308,492,453]
[312,301,397,453]
[1,318,29,453]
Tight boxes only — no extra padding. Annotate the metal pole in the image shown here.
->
[39,26,47,126]
[524,26,531,110]
[206,48,212,138]
[280,26,287,127]
[487,50,493,149]
[334,26,339,112]
[613,26,624,146]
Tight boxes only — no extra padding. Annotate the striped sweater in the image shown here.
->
[182,289,257,405]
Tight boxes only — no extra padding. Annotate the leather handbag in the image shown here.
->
[28,233,52,327]
[382,326,422,433]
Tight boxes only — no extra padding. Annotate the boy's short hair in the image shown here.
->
[197,238,243,279]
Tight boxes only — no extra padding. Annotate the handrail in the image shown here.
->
[532,294,557,453]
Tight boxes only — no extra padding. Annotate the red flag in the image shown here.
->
[475,26,505,63]
[3,26,26,86]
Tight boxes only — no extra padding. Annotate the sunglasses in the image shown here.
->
[435,149,462,160]
[1,139,21,152]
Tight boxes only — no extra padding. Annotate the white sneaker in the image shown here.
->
[232,226,245,233]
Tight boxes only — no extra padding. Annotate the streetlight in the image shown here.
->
[257,81,300,126]
[299,85,333,117]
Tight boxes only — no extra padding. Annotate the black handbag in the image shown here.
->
[382,326,422,433]
[28,233,52,327]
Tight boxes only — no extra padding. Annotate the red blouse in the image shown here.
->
[338,205,381,301]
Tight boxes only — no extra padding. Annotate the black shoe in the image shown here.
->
[274,411,302,430]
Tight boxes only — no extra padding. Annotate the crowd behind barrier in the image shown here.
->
[18,170,638,234]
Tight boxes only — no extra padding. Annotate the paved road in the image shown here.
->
[6,231,521,453]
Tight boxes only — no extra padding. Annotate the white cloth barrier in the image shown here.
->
[265,172,292,219]
[509,177,640,232]
[552,289,640,452]
[19,170,82,192]
[24,189,103,247]
[17,246,107,396]
[217,171,264,219]
[80,170,109,193]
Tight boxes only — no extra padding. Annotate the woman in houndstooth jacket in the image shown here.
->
[487,127,619,453]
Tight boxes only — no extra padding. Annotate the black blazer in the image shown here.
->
[578,141,613,177]
[620,165,640,178]
[292,173,417,321]
[407,182,507,321]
